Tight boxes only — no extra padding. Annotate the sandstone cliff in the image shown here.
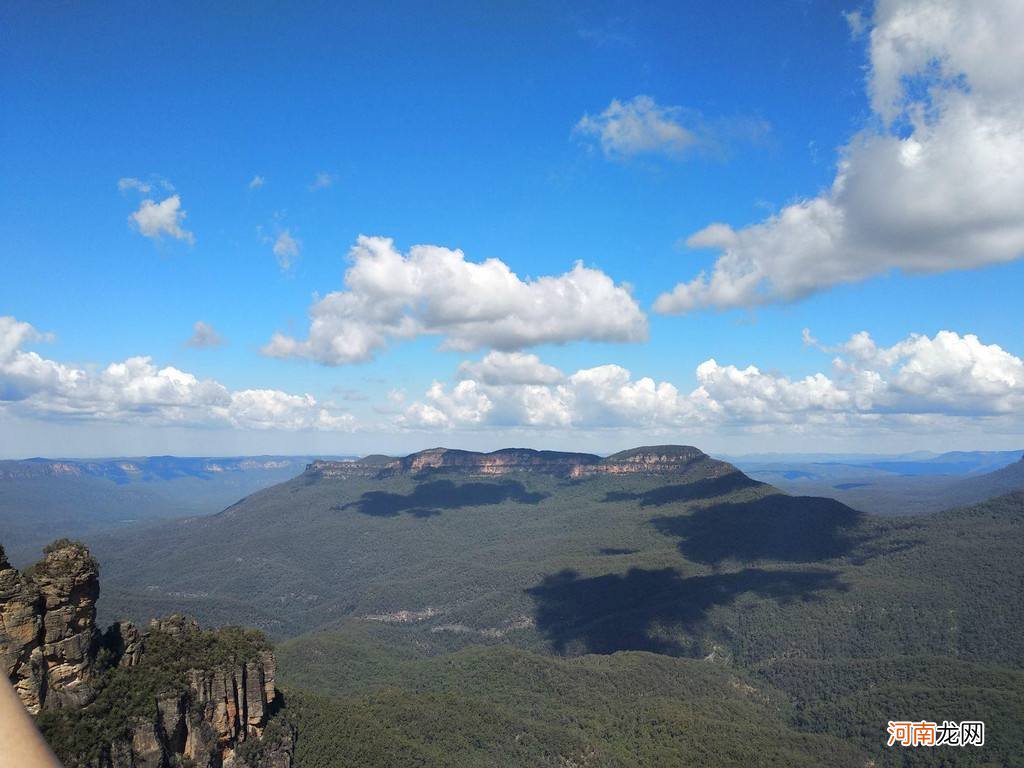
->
[306,444,739,481]
[100,616,293,768]
[0,542,294,768]
[0,539,100,713]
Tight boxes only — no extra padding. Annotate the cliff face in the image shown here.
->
[0,540,100,713]
[0,543,294,768]
[307,444,738,481]
[110,616,292,768]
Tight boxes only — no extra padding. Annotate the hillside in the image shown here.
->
[0,456,331,564]
[281,645,869,767]
[90,446,772,636]
[741,452,1024,515]
[9,446,1024,766]
[89,446,1024,668]
[269,488,1024,767]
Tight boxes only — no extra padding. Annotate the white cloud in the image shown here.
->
[844,9,868,37]
[118,177,151,194]
[5,316,1020,440]
[185,321,225,349]
[575,96,697,158]
[401,329,1024,433]
[310,171,334,190]
[0,317,354,432]
[273,230,301,271]
[655,0,1024,313]
[249,175,265,189]
[457,351,564,386]
[129,195,195,245]
[262,235,647,365]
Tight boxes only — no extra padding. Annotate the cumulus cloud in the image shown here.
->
[262,235,647,365]
[457,351,564,386]
[129,194,195,244]
[0,316,354,431]
[185,321,225,349]
[400,329,1024,433]
[655,0,1024,313]
[273,230,301,271]
[249,175,265,189]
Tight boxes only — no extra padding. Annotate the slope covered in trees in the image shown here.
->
[51,446,1024,766]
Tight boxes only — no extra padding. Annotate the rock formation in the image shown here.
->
[0,539,100,713]
[306,444,741,481]
[105,616,293,768]
[1,542,294,768]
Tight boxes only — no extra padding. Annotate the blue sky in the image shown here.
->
[2,0,1023,457]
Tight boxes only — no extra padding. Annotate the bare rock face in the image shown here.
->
[0,544,45,712]
[573,445,729,478]
[0,540,100,713]
[108,616,289,768]
[32,542,101,709]
[104,620,144,668]
[307,444,738,483]
[2,544,294,767]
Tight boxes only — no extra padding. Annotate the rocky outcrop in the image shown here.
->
[0,540,100,713]
[33,542,102,709]
[306,444,739,482]
[1,544,294,768]
[0,543,45,711]
[97,617,292,768]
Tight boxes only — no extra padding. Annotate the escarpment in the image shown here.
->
[1,542,294,768]
[306,444,740,481]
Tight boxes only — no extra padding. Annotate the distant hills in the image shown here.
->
[734,449,1024,515]
[4,444,1023,765]
[0,455,352,564]
[308,444,735,479]
[89,445,1023,663]
[728,448,1024,474]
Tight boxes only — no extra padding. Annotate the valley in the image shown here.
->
[4,445,1023,766]
[0,456,348,565]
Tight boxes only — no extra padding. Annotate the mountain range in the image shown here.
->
[3,444,1023,766]
[0,456,352,565]
[735,450,1024,515]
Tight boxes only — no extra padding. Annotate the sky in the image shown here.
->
[1,0,1023,458]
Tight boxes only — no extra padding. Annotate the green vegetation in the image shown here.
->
[24,537,99,579]
[36,621,272,766]
[69,462,1024,765]
[759,656,1024,767]
[93,473,1024,670]
[280,644,866,767]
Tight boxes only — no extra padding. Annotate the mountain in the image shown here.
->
[0,540,294,767]
[0,456,343,565]
[940,454,1024,504]
[8,445,1024,765]
[89,445,1024,664]
[278,488,1024,767]
[307,444,732,478]
[738,451,1024,515]
[730,448,1024,476]
[90,445,773,636]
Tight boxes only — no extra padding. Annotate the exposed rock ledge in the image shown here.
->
[307,444,736,481]
[1,542,293,768]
